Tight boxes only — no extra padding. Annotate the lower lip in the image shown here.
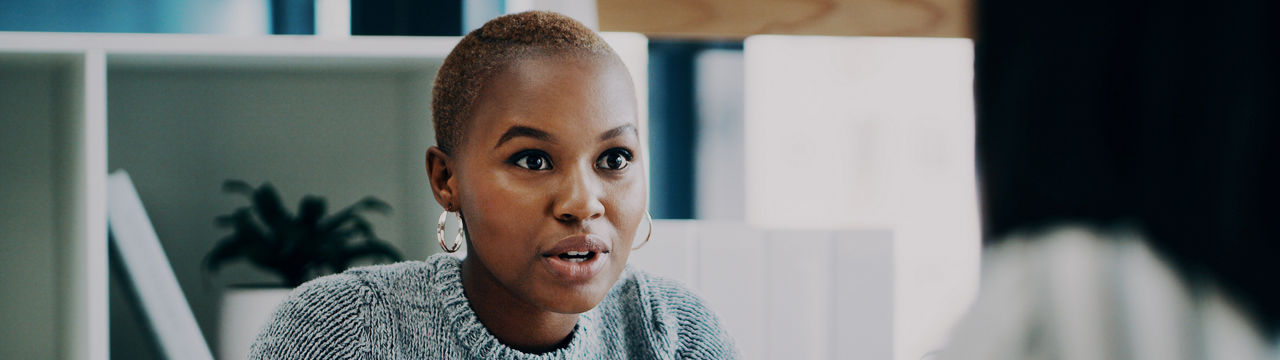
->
[542,252,609,283]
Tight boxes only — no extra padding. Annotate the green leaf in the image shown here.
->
[319,197,391,233]
[354,197,392,214]
[204,234,247,273]
[297,196,327,227]
[222,179,255,196]
[252,183,292,231]
[214,207,253,228]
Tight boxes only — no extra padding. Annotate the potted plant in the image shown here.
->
[205,179,403,359]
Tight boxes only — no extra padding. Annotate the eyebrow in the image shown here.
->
[494,124,638,149]
[599,124,637,142]
[495,125,555,149]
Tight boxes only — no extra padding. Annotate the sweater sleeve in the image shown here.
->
[645,275,741,360]
[248,273,376,360]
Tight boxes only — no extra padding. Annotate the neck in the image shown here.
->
[460,256,579,354]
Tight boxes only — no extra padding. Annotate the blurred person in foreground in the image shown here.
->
[937,0,1280,356]
[938,225,1278,360]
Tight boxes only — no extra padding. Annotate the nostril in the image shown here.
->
[556,212,577,223]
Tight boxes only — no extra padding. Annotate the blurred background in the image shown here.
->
[2,0,1276,359]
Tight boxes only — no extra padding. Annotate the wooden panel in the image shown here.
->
[598,0,970,39]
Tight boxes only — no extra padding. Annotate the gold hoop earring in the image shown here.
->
[437,210,465,253]
[632,212,653,250]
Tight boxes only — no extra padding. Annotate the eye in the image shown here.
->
[510,150,552,170]
[596,148,632,171]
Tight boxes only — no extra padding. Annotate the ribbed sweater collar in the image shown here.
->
[428,255,595,359]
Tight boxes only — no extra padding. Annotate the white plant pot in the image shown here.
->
[218,287,294,360]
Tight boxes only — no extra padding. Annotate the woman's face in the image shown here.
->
[447,54,645,314]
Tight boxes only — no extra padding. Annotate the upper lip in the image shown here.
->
[541,234,611,257]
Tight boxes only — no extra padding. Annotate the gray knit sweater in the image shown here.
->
[249,254,738,359]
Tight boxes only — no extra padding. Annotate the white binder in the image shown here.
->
[108,170,215,360]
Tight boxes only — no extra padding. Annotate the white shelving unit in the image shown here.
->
[0,32,647,359]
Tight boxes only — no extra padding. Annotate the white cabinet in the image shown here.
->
[628,221,895,360]
[0,32,647,359]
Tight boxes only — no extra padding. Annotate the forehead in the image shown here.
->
[464,54,638,147]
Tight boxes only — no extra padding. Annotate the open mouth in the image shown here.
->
[541,234,611,282]
[555,250,599,263]
[542,249,609,282]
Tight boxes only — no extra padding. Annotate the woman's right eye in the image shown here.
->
[510,151,552,170]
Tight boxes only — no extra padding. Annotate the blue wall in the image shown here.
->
[647,40,742,219]
[0,0,268,34]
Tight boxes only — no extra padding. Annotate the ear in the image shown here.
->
[426,146,458,211]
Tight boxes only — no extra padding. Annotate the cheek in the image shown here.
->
[461,170,544,257]
[608,175,648,246]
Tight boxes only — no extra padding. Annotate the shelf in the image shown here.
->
[0,50,107,360]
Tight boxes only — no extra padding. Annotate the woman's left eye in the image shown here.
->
[596,148,632,171]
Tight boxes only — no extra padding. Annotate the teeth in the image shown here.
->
[568,258,586,263]
[566,251,588,256]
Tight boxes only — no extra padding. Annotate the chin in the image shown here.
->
[530,246,629,313]
[547,300,601,314]
[537,273,621,314]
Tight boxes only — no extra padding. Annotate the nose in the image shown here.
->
[554,163,605,223]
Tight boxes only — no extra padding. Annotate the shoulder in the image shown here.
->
[248,272,376,359]
[613,267,740,359]
[249,258,448,359]
[343,257,447,294]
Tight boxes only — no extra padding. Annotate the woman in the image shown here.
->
[249,11,738,359]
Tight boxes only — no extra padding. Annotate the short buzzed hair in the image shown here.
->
[431,11,619,153]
